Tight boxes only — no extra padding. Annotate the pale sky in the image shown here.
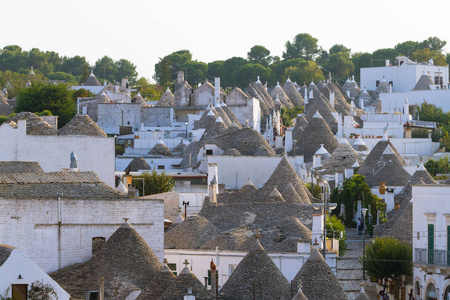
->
[2,0,450,82]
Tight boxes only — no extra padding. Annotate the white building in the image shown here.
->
[0,171,164,273]
[361,56,448,92]
[0,245,70,299]
[412,184,450,300]
[0,117,115,188]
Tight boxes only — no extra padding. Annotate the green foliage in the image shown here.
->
[411,48,446,66]
[361,237,412,292]
[305,182,322,199]
[395,40,420,57]
[326,215,347,256]
[232,63,271,89]
[280,59,324,85]
[115,144,125,156]
[0,287,12,300]
[28,280,58,300]
[133,170,175,196]
[153,50,193,87]
[283,33,321,60]
[424,157,450,177]
[72,88,94,100]
[15,83,76,127]
[135,77,163,101]
[0,70,46,97]
[36,110,53,116]
[330,174,384,229]
[247,45,272,66]
[0,113,15,126]
[47,72,78,84]
[207,60,224,81]
[281,106,304,126]
[182,60,208,86]
[324,52,354,81]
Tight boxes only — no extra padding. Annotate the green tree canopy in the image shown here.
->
[93,56,118,84]
[394,40,420,57]
[324,52,354,81]
[207,60,224,81]
[329,44,351,58]
[153,50,193,87]
[232,63,271,88]
[135,77,163,101]
[330,174,384,228]
[410,48,446,66]
[421,36,447,52]
[181,60,208,86]
[116,59,138,84]
[282,60,324,85]
[15,83,76,127]
[283,33,321,60]
[220,57,248,87]
[247,45,272,66]
[133,170,175,196]
[362,237,412,293]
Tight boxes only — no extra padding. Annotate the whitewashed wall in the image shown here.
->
[0,198,164,273]
[0,121,115,187]
[0,248,70,299]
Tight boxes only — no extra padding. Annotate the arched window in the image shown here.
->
[415,281,421,298]
[426,282,437,300]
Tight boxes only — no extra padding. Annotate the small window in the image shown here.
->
[229,264,237,275]
[376,80,380,87]
[167,263,177,276]
[206,149,213,155]
[92,237,106,255]
[157,165,165,170]
[127,121,130,125]
[389,81,393,87]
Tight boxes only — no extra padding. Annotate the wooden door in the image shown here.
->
[12,284,27,300]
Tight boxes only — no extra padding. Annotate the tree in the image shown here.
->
[153,50,193,86]
[362,237,412,293]
[326,215,347,255]
[28,280,58,300]
[324,52,354,81]
[351,52,372,82]
[410,48,446,66]
[133,170,175,196]
[394,40,420,57]
[60,55,88,76]
[232,63,271,88]
[135,77,163,101]
[181,60,208,86]
[330,174,384,228]
[371,48,400,67]
[15,83,76,127]
[47,72,78,84]
[94,56,117,83]
[247,45,272,66]
[421,36,447,52]
[220,57,248,88]
[282,60,324,85]
[281,106,303,126]
[116,58,138,84]
[329,44,351,58]
[283,33,320,60]
[414,101,447,125]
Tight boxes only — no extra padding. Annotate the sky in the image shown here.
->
[2,0,450,82]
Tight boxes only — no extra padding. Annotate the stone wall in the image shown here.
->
[97,103,141,134]
[141,107,171,127]
[0,197,164,273]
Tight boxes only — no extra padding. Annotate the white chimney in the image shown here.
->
[208,163,219,194]
[385,189,395,212]
[309,88,314,99]
[313,155,321,168]
[344,168,354,178]
[312,212,324,249]
[335,173,344,186]
[330,91,335,107]
[214,77,220,106]
[336,113,343,138]
[385,59,390,67]
[404,98,409,115]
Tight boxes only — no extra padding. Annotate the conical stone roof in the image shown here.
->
[259,156,311,204]
[156,88,175,107]
[133,92,147,107]
[222,148,241,156]
[159,265,214,300]
[254,81,275,108]
[50,221,162,299]
[413,73,434,91]
[220,102,242,128]
[355,287,370,300]
[200,226,254,251]
[193,105,218,130]
[125,157,151,172]
[164,216,220,249]
[245,84,270,116]
[305,95,338,133]
[267,187,286,202]
[148,139,173,157]
[283,79,304,107]
[97,91,111,103]
[294,112,338,162]
[326,82,352,115]
[172,140,187,155]
[270,83,294,109]
[278,216,311,242]
[83,72,101,86]
[201,117,228,142]
[59,114,107,137]
[292,117,308,141]
[282,183,302,203]
[342,78,361,99]
[214,103,232,126]
[291,248,347,300]
[320,142,363,175]
[136,263,176,300]
[224,122,240,135]
[357,140,410,186]
[218,239,290,300]
[10,112,58,135]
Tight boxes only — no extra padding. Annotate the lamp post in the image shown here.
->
[185,122,188,139]
[361,207,368,281]
[313,180,337,259]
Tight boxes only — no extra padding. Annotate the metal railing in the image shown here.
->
[415,248,449,267]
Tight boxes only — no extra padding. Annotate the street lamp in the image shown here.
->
[361,207,368,280]
[312,180,337,259]
[185,122,188,139]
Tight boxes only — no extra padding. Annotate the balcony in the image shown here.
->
[415,248,449,267]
